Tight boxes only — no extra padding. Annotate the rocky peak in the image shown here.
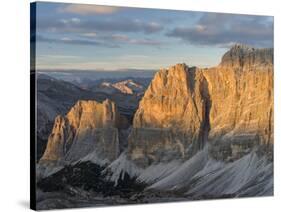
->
[112,79,144,95]
[40,99,128,163]
[128,63,210,166]
[66,99,120,129]
[134,63,202,129]
[99,79,144,95]
[220,44,273,68]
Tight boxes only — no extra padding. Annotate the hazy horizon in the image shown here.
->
[38,69,157,82]
[33,2,273,71]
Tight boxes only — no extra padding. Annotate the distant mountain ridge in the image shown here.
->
[39,69,156,89]
[95,79,144,95]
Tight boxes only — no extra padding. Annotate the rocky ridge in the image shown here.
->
[112,79,144,95]
[94,79,144,95]
[128,44,273,165]
[40,44,273,166]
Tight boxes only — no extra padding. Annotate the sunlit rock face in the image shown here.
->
[40,99,128,163]
[129,45,273,166]
[128,64,211,166]
[206,44,273,160]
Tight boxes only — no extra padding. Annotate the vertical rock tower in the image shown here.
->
[40,99,128,163]
[128,64,211,166]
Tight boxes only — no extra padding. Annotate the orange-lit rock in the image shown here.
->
[40,99,128,163]
[129,45,273,165]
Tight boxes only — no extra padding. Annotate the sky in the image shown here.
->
[33,2,273,71]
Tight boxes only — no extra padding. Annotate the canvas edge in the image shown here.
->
[30,2,37,210]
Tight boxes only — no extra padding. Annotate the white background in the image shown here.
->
[0,0,280,211]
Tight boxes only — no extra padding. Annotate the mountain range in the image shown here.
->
[36,44,273,210]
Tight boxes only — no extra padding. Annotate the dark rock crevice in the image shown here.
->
[198,75,212,150]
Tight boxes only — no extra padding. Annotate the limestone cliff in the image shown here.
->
[40,99,128,163]
[206,44,273,160]
[128,45,273,165]
[128,64,211,166]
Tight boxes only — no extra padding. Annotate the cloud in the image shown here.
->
[36,35,119,48]
[80,33,163,46]
[34,32,162,48]
[81,32,97,37]
[166,13,273,48]
[39,54,82,59]
[60,18,81,24]
[59,4,121,15]
[128,38,162,46]
[110,34,130,42]
[38,18,164,34]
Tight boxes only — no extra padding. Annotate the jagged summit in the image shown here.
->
[169,63,188,69]
[134,62,201,130]
[230,43,255,51]
[98,79,144,95]
[112,79,144,95]
[159,63,188,72]
[220,44,273,67]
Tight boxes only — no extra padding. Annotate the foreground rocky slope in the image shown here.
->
[37,147,272,210]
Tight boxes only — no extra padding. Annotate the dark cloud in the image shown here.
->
[166,13,273,48]
[38,17,163,34]
[36,35,119,48]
